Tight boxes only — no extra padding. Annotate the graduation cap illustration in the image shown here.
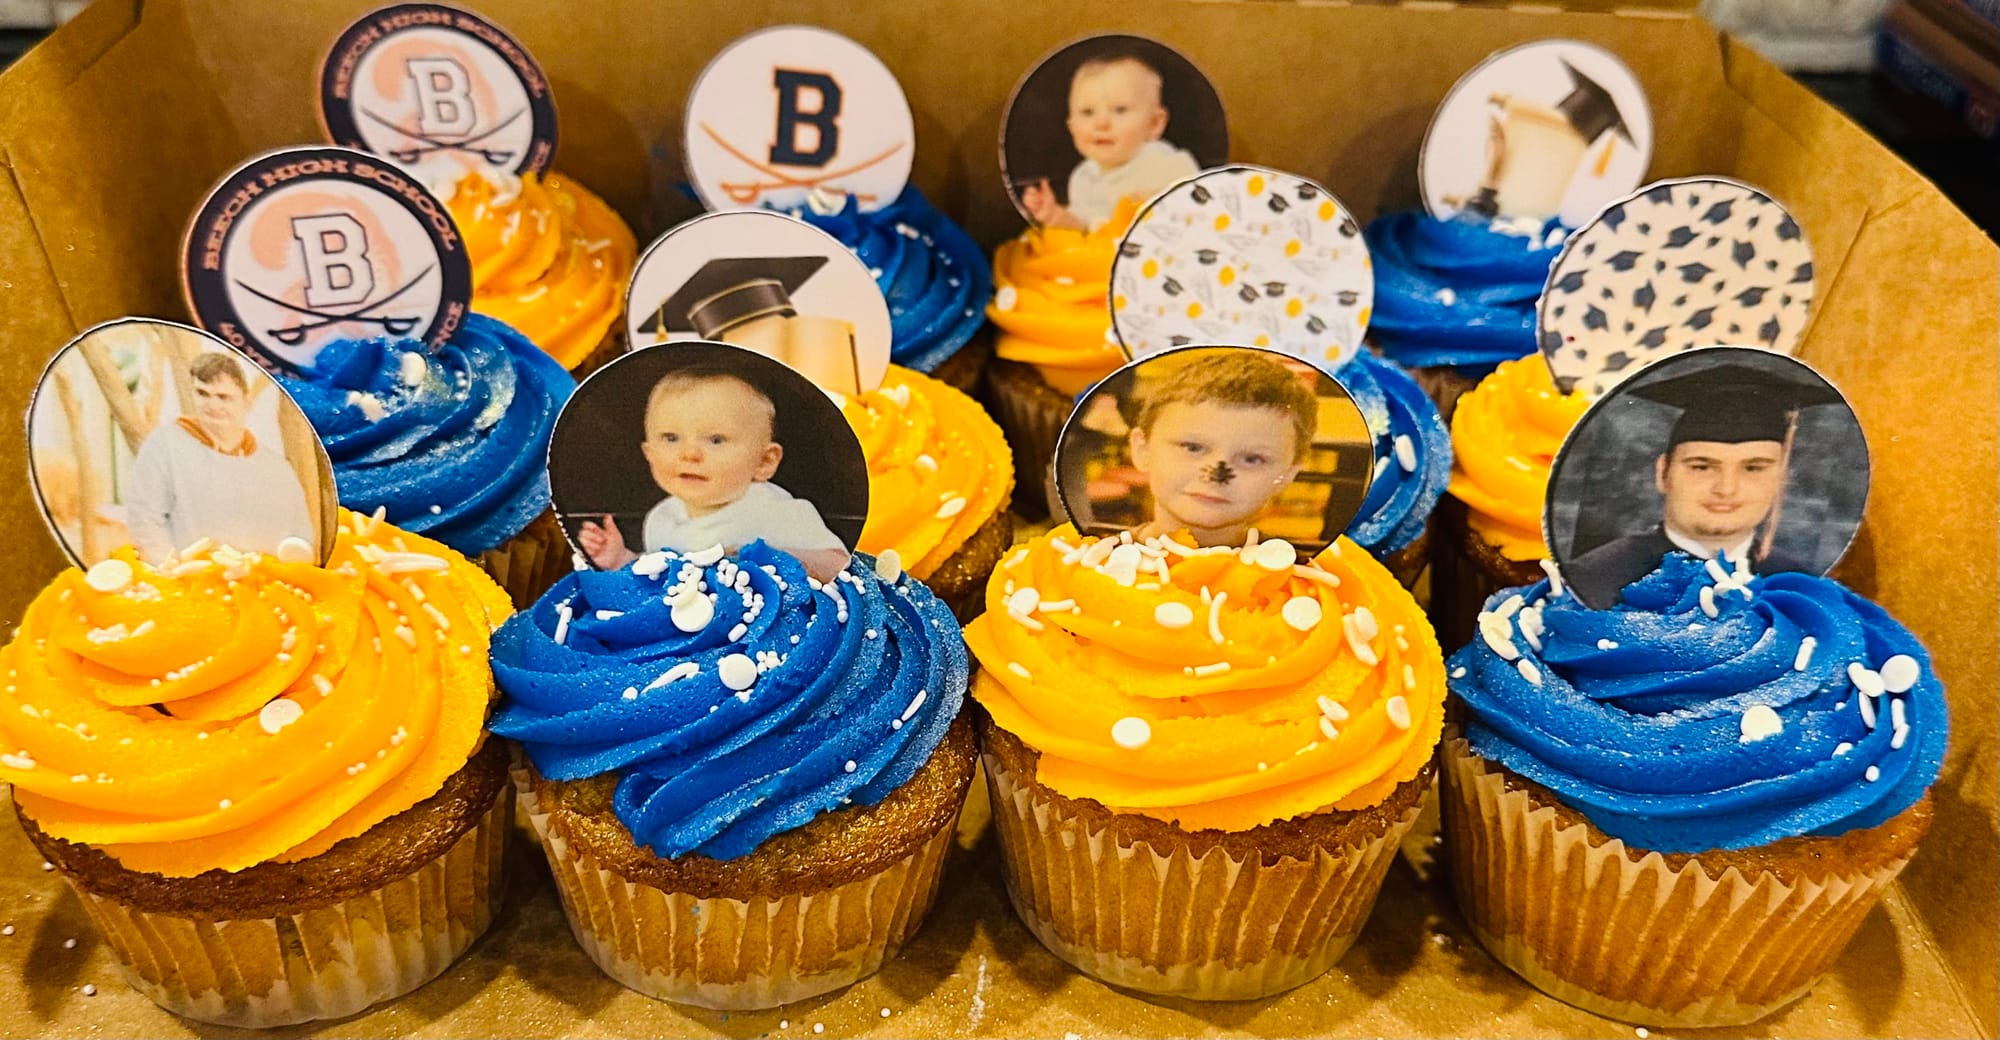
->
[1627,357,1844,450]
[1461,59,1637,221]
[636,255,831,338]
[1553,60,1634,149]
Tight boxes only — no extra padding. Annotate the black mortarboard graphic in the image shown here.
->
[1643,184,1674,205]
[1603,351,1633,373]
[1702,199,1734,224]
[1195,249,1220,264]
[1732,240,1756,268]
[1583,305,1607,331]
[1608,250,1641,272]
[1169,334,1192,346]
[1634,283,1656,311]
[1553,271,1587,293]
[1624,320,1634,333]
[1238,284,1260,304]
[1777,214,1801,240]
[1678,262,1712,283]
[1262,282,1287,297]
[1735,287,1769,307]
[1540,330,1565,353]
[1790,262,1814,284]
[1267,194,1291,214]
[1304,315,1327,334]
[1190,185,1213,204]
[1707,235,1721,247]
[1599,287,1614,300]
[1637,326,1668,348]
[1685,307,1715,331]
[1162,277,1185,296]
[637,255,830,337]
[1339,217,1359,238]
[1759,316,1783,344]
[1629,360,1843,447]
[1581,243,1597,258]
[1120,241,1143,257]
[1601,206,1626,231]
[1664,227,1696,248]
[1337,290,1360,306]
[1295,183,1319,201]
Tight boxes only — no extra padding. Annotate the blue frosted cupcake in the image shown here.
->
[1339,350,1452,585]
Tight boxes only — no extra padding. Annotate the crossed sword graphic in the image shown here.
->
[234,265,436,345]
[700,123,905,205]
[361,107,526,167]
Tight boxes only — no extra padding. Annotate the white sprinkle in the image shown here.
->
[259,698,304,735]
[718,654,758,692]
[813,1025,825,1035]
[1373,456,1390,481]
[1539,559,1566,597]
[1597,639,1618,650]
[1435,287,1458,306]
[1111,717,1151,749]
[2,753,35,771]
[218,798,232,810]
[993,285,1018,311]
[1343,613,1380,666]
[1635,1029,1649,1039]
[1385,695,1412,730]
[1282,596,1323,632]
[374,551,450,574]
[1318,716,1340,742]
[1292,562,1341,587]
[1865,765,1881,782]
[1393,435,1416,473]
[1794,636,1817,672]
[1190,662,1231,677]
[1316,695,1349,722]
[1403,664,1417,690]
[936,496,968,520]
[1834,742,1853,757]
[346,390,386,421]
[1207,591,1228,644]
[1251,539,1297,571]
[1849,662,1885,698]
[1,926,11,936]
[85,558,135,593]
[1152,601,1195,630]
[62,938,75,949]
[873,549,903,583]
[1880,654,1920,694]
[670,590,715,633]
[915,453,939,474]
[1008,662,1032,681]
[901,689,927,722]
[844,760,858,773]
[1739,704,1783,743]
[1450,666,1467,680]
[1516,659,1542,686]
[1478,614,1520,661]
[1699,585,1719,618]
[1859,692,1877,729]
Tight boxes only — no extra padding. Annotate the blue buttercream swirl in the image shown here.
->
[1451,553,1947,854]
[1364,210,1566,376]
[781,186,993,372]
[1340,350,1452,556]
[488,543,969,861]
[280,314,574,556]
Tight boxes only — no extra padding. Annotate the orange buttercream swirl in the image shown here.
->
[964,527,1444,832]
[445,171,635,370]
[845,366,1013,579]
[0,511,511,876]
[986,199,1139,396]
[1446,355,1593,561]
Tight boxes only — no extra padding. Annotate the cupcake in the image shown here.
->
[443,170,637,374]
[491,544,974,1009]
[1340,350,1451,588]
[278,313,575,608]
[3,511,515,1027]
[845,366,1014,619]
[965,527,1444,999]
[1363,210,1565,418]
[1443,554,1946,1027]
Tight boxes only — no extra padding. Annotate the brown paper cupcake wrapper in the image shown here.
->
[475,507,574,610]
[515,767,959,1010]
[1441,737,1915,1028]
[64,783,511,1028]
[926,329,994,398]
[982,748,1421,1001]
[979,357,1071,522]
[1406,364,1481,425]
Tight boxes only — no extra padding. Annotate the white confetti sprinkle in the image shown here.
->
[84,558,135,593]
[1153,601,1194,629]
[1318,716,1340,742]
[873,549,903,583]
[1111,717,1151,749]
[1385,695,1412,730]
[717,654,758,692]
[1393,434,1416,473]
[993,285,1018,311]
[1516,659,1542,686]
[258,698,303,735]
[1251,538,1297,571]
[1834,742,1853,757]
[1848,662,1885,698]
[1596,638,1618,650]
[1794,636,1816,672]
[1880,654,1920,694]
[1008,662,1032,681]
[1739,704,1783,743]
[1282,596,1323,632]
[1865,765,1880,782]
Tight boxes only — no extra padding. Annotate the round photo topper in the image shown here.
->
[1538,177,1815,398]
[318,2,557,186]
[549,342,869,583]
[183,146,473,376]
[1110,165,1372,372]
[625,210,893,396]
[1419,39,1652,229]
[1054,344,1374,557]
[1545,346,1865,610]
[25,319,340,569]
[684,25,915,213]
[1000,32,1228,230]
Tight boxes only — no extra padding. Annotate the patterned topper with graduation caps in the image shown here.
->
[1109,166,1372,372]
[1537,177,1815,398]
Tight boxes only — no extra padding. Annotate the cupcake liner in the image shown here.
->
[1428,494,1543,653]
[979,357,1072,522]
[515,766,960,1010]
[981,745,1423,1001]
[1441,736,1921,1028]
[475,508,574,610]
[569,327,629,379]
[927,329,994,398]
[63,783,511,1028]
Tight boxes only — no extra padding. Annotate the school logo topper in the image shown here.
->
[683,25,915,213]
[319,2,557,185]
[183,147,473,375]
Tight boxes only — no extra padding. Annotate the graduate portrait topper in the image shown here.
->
[684,25,915,213]
[1053,344,1374,556]
[25,319,340,569]
[183,146,473,376]
[1420,39,1652,228]
[547,342,869,585]
[319,2,558,186]
[624,210,893,397]
[1545,346,1866,610]
[1109,165,1372,372]
[1000,32,1227,231]
[1538,176,1816,398]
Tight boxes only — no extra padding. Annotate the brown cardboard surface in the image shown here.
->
[0,0,1992,1036]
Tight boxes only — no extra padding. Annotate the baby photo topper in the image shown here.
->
[1054,344,1374,557]
[625,210,893,397]
[1546,346,1865,610]
[1538,177,1816,398]
[549,342,869,584]
[684,25,915,213]
[1000,33,1227,230]
[319,2,557,186]
[1110,165,1372,372]
[1420,39,1652,228]
[26,319,339,569]
[183,146,472,376]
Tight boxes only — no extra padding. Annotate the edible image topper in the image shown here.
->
[1420,39,1652,228]
[625,210,892,396]
[1001,33,1227,230]
[26,319,339,569]
[183,146,472,376]
[1110,166,1372,371]
[684,25,915,213]
[549,342,869,585]
[1545,347,1865,610]
[319,2,557,185]
[1054,345,1373,556]
[1538,177,1815,398]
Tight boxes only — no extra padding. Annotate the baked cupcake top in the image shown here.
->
[0,510,510,876]
[1450,553,1948,853]
[845,366,1013,580]
[489,544,967,860]
[965,527,1443,832]
[1446,355,1592,561]
[443,171,637,370]
[987,197,1141,396]
[1341,351,1451,557]
[280,314,573,557]
[1363,210,1565,376]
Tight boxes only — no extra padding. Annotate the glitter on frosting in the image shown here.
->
[1340,351,1451,556]
[1364,210,1566,376]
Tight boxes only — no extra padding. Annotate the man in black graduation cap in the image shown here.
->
[1565,359,1844,608]
[637,255,863,396]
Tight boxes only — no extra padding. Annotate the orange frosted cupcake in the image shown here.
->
[3,511,513,1027]
[965,527,1444,999]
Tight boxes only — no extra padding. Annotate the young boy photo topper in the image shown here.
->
[547,342,868,584]
[1002,34,1227,231]
[1055,345,1373,553]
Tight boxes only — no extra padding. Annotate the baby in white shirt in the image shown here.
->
[1020,52,1199,232]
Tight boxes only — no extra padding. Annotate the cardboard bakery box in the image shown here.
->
[0,0,1992,1035]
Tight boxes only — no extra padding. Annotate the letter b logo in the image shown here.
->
[407,57,477,136]
[291,214,375,309]
[770,69,840,167]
